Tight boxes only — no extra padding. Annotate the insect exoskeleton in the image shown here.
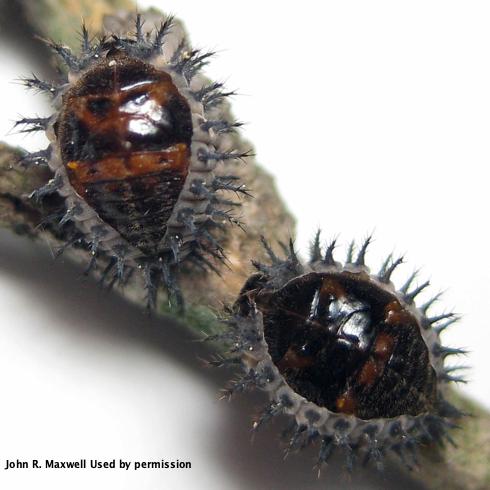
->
[16,14,251,308]
[214,233,465,471]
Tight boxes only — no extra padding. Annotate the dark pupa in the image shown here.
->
[16,14,251,309]
[214,233,465,472]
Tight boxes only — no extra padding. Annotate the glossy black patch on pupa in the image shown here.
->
[213,234,465,472]
[16,14,251,309]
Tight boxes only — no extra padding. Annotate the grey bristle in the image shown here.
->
[345,241,355,264]
[202,90,236,110]
[221,371,259,399]
[420,292,443,314]
[162,260,184,312]
[433,344,468,358]
[83,254,97,276]
[199,148,253,163]
[177,207,196,233]
[400,270,420,294]
[98,257,117,288]
[135,14,144,42]
[260,236,279,264]
[174,50,215,81]
[405,280,430,303]
[252,401,283,431]
[153,16,174,52]
[115,256,125,282]
[80,22,91,53]
[28,175,62,201]
[54,234,82,258]
[211,176,251,197]
[207,207,244,230]
[323,239,337,265]
[39,37,81,71]
[426,312,458,326]
[193,81,224,101]
[167,234,182,263]
[201,119,244,134]
[19,75,57,96]
[14,116,50,133]
[59,205,80,226]
[309,230,322,263]
[379,256,404,283]
[316,435,335,470]
[378,253,393,277]
[355,235,372,266]
[284,425,304,453]
[440,372,467,384]
[288,238,299,265]
[143,263,158,311]
[433,315,461,334]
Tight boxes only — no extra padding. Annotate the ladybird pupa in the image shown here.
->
[216,233,465,471]
[16,14,250,309]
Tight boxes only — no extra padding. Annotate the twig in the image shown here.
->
[2,2,489,489]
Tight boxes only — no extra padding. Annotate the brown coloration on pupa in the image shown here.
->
[251,270,438,420]
[215,234,465,471]
[57,55,193,256]
[16,15,251,308]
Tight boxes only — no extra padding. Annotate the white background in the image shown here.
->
[0,1,489,489]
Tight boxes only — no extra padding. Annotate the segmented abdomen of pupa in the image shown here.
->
[17,14,250,307]
[56,56,193,257]
[215,234,465,471]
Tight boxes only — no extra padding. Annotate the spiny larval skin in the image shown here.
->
[214,233,465,471]
[16,14,250,309]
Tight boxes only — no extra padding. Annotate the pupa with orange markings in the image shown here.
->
[213,234,465,471]
[16,14,250,308]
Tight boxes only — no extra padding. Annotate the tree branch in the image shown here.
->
[2,1,488,489]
